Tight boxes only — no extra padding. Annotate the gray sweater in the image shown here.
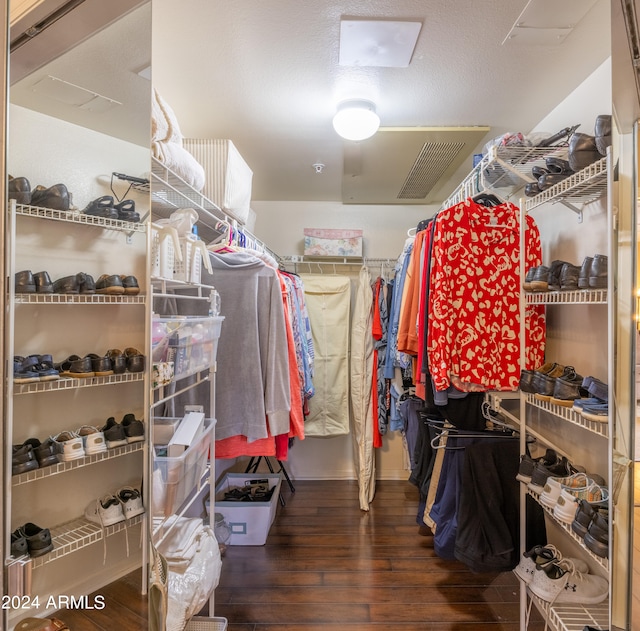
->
[207,251,291,443]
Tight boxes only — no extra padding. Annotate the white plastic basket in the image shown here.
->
[174,237,201,284]
[151,224,181,280]
[184,616,228,631]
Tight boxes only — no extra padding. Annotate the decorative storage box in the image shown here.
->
[214,473,281,545]
[152,419,215,517]
[152,316,224,382]
[303,228,363,257]
[183,138,253,225]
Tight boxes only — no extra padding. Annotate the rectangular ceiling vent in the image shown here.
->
[397,141,465,199]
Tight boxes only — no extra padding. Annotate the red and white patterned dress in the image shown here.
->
[427,198,545,392]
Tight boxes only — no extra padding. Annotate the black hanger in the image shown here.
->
[472,192,502,207]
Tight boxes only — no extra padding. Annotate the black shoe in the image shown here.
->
[578,256,594,289]
[8,176,31,205]
[10,529,28,557]
[122,413,145,443]
[19,522,54,557]
[528,456,582,494]
[15,270,36,293]
[547,260,570,291]
[559,263,581,291]
[529,265,550,292]
[96,274,125,295]
[30,183,70,211]
[79,273,96,295]
[120,275,140,295]
[550,367,588,407]
[584,511,609,558]
[34,271,53,293]
[23,437,60,468]
[589,254,607,289]
[12,443,39,475]
[53,274,80,294]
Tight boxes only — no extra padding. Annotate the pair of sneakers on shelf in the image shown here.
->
[84,486,145,526]
[50,414,144,461]
[572,376,609,423]
[513,544,608,605]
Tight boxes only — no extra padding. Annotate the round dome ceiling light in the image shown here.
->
[332,99,380,141]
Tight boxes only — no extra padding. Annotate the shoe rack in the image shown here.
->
[3,198,149,630]
[516,152,612,631]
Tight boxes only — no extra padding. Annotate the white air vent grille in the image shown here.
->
[397,142,466,199]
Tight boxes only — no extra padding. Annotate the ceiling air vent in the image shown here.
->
[397,141,465,199]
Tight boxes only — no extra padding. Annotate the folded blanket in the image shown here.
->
[153,140,206,192]
[152,88,183,145]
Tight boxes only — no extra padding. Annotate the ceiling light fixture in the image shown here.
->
[332,99,380,141]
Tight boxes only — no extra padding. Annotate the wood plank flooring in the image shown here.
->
[51,479,545,630]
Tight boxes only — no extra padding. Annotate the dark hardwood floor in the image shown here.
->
[51,479,543,630]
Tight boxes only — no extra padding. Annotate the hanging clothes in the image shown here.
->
[208,250,291,444]
[427,199,545,392]
[371,277,388,445]
[301,274,351,437]
[350,266,375,511]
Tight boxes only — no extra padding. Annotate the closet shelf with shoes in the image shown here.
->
[13,372,145,395]
[12,442,143,487]
[525,156,607,213]
[14,293,146,304]
[14,201,147,233]
[26,513,144,570]
[517,140,612,631]
[524,394,609,439]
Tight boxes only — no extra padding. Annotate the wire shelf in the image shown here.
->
[525,289,607,305]
[30,514,143,569]
[525,157,608,212]
[14,293,146,305]
[528,490,609,572]
[15,204,147,233]
[151,277,217,299]
[14,372,145,395]
[529,592,609,631]
[525,394,609,438]
[12,443,144,486]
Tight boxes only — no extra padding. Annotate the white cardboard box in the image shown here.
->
[214,473,281,545]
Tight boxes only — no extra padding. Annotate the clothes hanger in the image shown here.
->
[407,226,417,237]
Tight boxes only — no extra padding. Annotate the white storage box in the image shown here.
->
[183,138,253,225]
[303,228,363,257]
[152,419,214,517]
[152,316,224,382]
[185,617,228,631]
[214,473,281,545]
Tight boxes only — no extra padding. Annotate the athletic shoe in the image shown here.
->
[580,402,609,423]
[528,457,584,494]
[539,472,591,509]
[529,558,608,604]
[101,417,128,448]
[554,484,608,524]
[117,486,145,519]
[121,413,145,443]
[516,448,559,484]
[51,431,85,461]
[512,544,588,585]
[77,425,108,455]
[84,494,126,526]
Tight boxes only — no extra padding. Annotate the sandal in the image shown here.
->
[85,353,114,376]
[82,195,118,219]
[114,199,140,222]
[55,354,95,378]
[14,355,41,384]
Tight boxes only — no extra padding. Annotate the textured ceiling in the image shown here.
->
[8,0,612,205]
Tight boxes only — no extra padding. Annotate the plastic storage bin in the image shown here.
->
[214,473,281,545]
[151,316,224,382]
[152,419,214,517]
[185,616,228,631]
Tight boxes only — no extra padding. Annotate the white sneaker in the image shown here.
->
[539,472,590,509]
[117,486,145,519]
[77,425,108,455]
[84,494,126,526]
[513,545,588,585]
[51,431,85,461]
[530,559,608,605]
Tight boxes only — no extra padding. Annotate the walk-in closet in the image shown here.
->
[3,1,640,631]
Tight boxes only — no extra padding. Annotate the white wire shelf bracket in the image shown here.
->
[525,289,607,305]
[12,443,144,486]
[14,372,145,395]
[525,157,608,214]
[528,592,609,631]
[15,204,147,233]
[525,394,609,439]
[13,293,146,305]
[528,490,609,572]
[30,514,144,569]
